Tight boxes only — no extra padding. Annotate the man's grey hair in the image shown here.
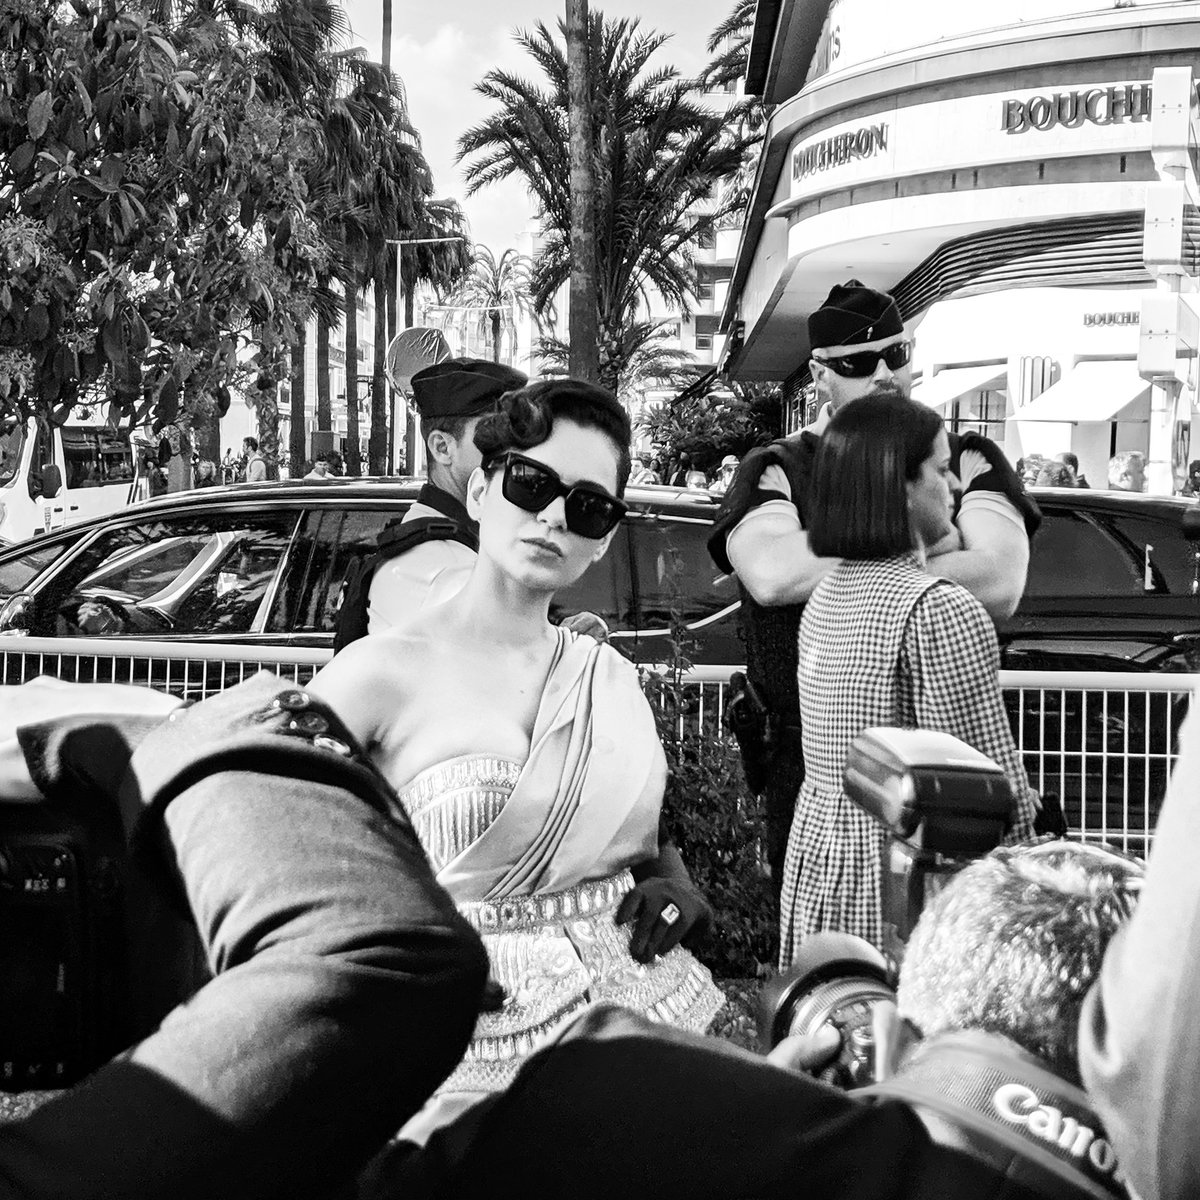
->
[897,842,1142,1082]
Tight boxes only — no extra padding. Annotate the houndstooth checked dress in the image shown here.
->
[778,553,1038,969]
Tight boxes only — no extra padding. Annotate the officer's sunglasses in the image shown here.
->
[485,452,627,539]
[812,340,913,378]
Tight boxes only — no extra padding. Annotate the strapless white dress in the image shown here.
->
[395,754,724,1098]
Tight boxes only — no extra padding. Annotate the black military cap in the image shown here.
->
[808,280,904,351]
[411,359,527,421]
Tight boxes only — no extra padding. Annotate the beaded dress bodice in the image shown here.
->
[396,755,523,883]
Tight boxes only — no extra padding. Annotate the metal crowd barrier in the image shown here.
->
[1,639,1194,856]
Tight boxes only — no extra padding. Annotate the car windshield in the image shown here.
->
[0,535,78,599]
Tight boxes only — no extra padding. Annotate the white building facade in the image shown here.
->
[722,0,1200,492]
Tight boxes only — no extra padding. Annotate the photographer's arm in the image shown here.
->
[0,676,488,1200]
[1079,708,1200,1200]
[386,1003,923,1200]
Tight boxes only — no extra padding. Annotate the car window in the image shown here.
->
[1025,509,1143,598]
[0,534,81,598]
[35,512,299,637]
[61,426,136,489]
[0,420,25,488]
[86,535,214,599]
[280,508,396,634]
[629,515,738,629]
[1094,512,1200,595]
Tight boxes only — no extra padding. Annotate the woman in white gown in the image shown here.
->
[309,379,723,1135]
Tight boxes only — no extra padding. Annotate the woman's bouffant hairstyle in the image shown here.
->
[474,379,633,494]
[807,392,944,559]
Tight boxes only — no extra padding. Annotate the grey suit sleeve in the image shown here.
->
[1078,706,1200,1200]
[0,675,488,1200]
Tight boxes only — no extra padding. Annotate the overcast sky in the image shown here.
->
[339,0,736,252]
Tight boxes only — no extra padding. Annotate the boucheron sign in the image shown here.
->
[792,122,889,182]
[1002,84,1152,134]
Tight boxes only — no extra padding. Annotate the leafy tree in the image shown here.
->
[538,319,691,407]
[458,13,747,394]
[446,246,534,364]
[397,196,472,329]
[637,382,781,474]
[0,0,325,448]
[363,128,430,474]
[565,0,599,383]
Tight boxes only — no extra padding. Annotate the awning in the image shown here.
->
[1010,360,1150,423]
[911,365,1006,412]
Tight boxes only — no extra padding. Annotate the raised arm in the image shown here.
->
[726,505,839,607]
[925,501,1030,621]
[927,433,1040,622]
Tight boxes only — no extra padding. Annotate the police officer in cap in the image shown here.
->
[709,280,1039,898]
[368,358,526,632]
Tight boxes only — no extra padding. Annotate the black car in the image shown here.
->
[0,481,1198,671]
[0,478,741,666]
[1001,486,1200,673]
[0,479,1193,853]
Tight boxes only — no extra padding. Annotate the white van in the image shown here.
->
[0,413,143,545]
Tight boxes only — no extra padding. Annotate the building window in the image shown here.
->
[697,229,715,250]
[949,389,1007,443]
[697,281,714,301]
[695,334,713,350]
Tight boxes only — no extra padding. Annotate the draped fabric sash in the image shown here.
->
[435,629,665,902]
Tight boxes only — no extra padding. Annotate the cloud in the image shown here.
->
[388,22,541,248]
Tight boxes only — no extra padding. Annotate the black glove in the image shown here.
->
[615,876,712,963]
[955,430,1042,536]
[478,977,508,1012]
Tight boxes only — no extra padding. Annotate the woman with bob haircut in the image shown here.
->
[310,378,723,1138]
[779,394,1037,968]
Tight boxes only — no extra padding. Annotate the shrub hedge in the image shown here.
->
[647,670,779,980]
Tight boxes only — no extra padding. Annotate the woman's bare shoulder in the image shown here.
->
[307,630,434,741]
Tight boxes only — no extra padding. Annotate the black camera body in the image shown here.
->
[0,799,131,1091]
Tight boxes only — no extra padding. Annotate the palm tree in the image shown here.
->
[457,14,747,395]
[447,247,535,365]
[398,197,473,329]
[538,319,691,407]
[699,0,766,220]
[565,0,599,383]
